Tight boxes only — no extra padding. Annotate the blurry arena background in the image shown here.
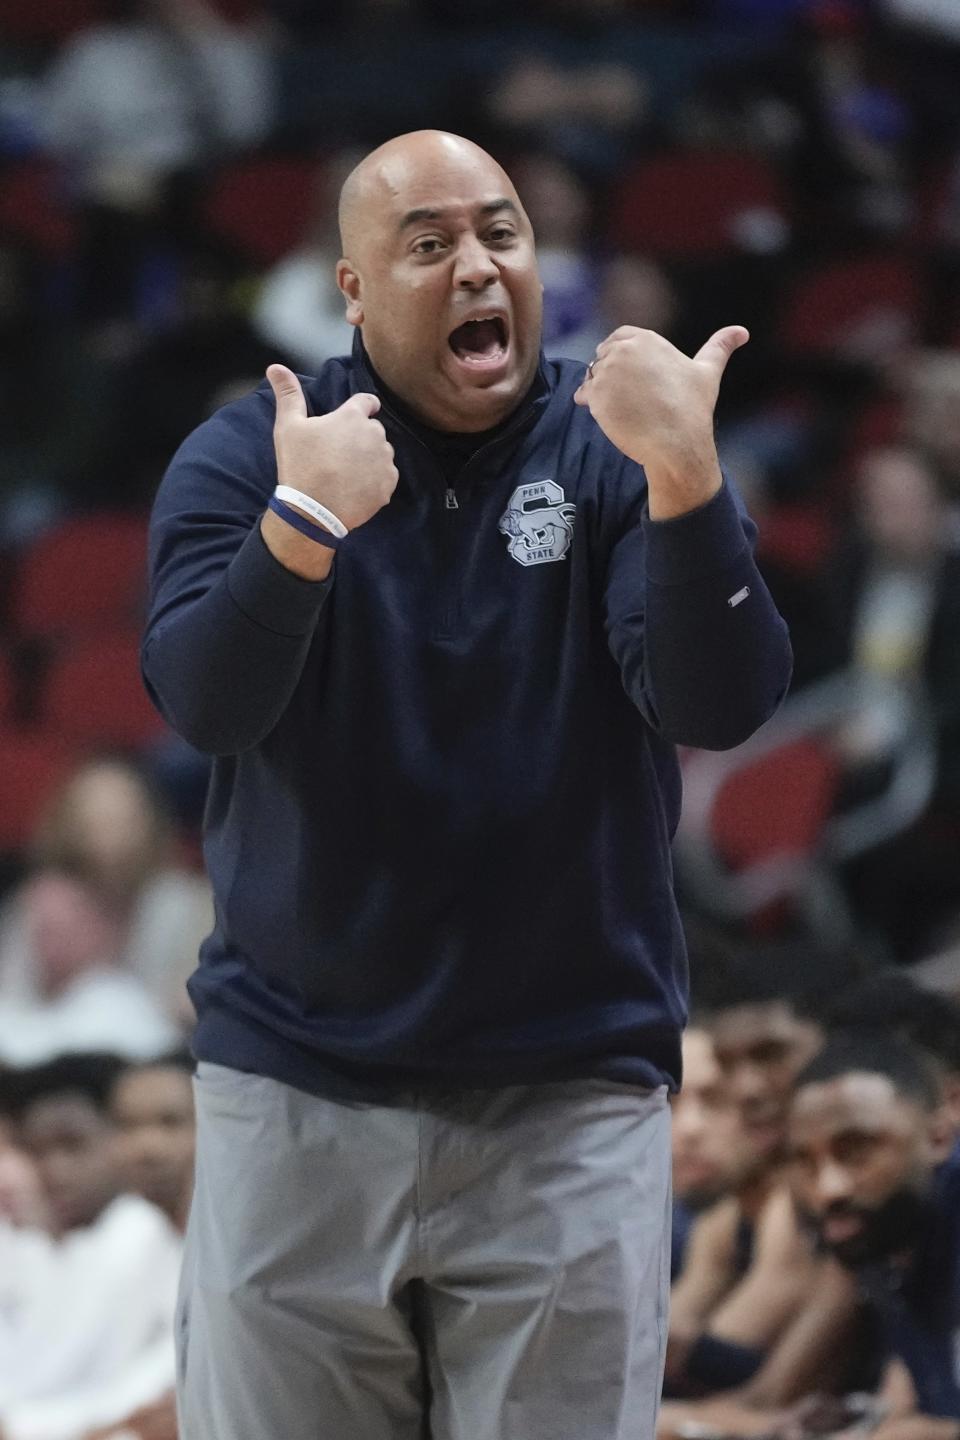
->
[1,0,960,1032]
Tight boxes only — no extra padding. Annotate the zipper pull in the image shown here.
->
[445,487,459,511]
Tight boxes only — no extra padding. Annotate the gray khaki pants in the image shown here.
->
[177,1063,672,1440]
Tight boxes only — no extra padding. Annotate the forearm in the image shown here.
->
[643,484,792,750]
[142,521,330,755]
[738,1267,860,1407]
[870,1418,960,1440]
[658,1393,786,1440]
[707,1264,812,1350]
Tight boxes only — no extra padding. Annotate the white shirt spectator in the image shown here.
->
[0,969,179,1065]
[253,249,356,375]
[882,0,960,40]
[39,9,273,205]
[0,1195,182,1440]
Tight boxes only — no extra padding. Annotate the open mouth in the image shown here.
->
[822,1213,864,1245]
[448,315,509,370]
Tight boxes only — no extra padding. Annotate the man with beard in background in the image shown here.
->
[787,1029,960,1440]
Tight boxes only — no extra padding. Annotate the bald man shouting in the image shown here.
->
[143,131,792,1440]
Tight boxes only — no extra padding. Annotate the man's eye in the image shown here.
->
[488,228,515,243]
[413,238,444,255]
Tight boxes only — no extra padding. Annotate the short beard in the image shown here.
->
[810,1186,930,1268]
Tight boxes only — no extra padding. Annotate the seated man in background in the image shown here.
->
[0,871,178,1067]
[826,970,960,1141]
[665,985,824,1397]
[671,1024,748,1281]
[660,1027,960,1440]
[0,1100,47,1231]
[111,1050,196,1235]
[787,1029,960,1440]
[0,1052,186,1440]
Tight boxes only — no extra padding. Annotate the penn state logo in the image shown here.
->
[499,479,576,567]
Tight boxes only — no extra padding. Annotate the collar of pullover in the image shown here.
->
[350,330,551,483]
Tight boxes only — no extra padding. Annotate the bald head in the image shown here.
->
[334,130,543,433]
[338,131,521,259]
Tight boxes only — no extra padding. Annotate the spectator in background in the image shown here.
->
[0,870,178,1066]
[830,445,960,959]
[825,970,960,1138]
[40,0,274,204]
[665,987,823,1396]
[881,0,960,44]
[252,148,363,374]
[671,1024,748,1281]
[708,988,823,1198]
[0,755,212,1028]
[67,1052,199,1440]
[37,0,276,325]
[510,152,600,357]
[95,244,278,509]
[696,2,917,245]
[0,1121,47,1231]
[0,1053,183,1440]
[561,252,679,364]
[788,1030,960,1439]
[482,39,647,179]
[110,1050,196,1233]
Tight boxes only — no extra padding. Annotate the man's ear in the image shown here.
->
[337,259,363,327]
[926,1102,955,1164]
[939,1070,960,1139]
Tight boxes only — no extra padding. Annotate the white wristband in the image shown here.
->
[274,485,348,539]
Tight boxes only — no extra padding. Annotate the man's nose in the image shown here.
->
[454,235,498,289]
[675,1100,706,1139]
[731,1060,765,1100]
[815,1158,853,1207]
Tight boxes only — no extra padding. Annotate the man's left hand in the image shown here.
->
[574,325,749,519]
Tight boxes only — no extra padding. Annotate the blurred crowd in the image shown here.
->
[2,0,960,1436]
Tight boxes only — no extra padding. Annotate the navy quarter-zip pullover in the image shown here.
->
[142,341,792,1098]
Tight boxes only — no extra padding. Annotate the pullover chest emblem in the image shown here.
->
[498,479,576,567]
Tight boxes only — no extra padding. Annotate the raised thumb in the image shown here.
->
[693,326,750,375]
[266,364,308,419]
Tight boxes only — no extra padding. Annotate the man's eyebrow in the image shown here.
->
[397,198,519,232]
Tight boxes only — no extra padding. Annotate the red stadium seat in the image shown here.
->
[608,149,789,259]
[676,723,844,941]
[0,159,77,259]
[12,513,149,642]
[41,632,165,749]
[777,254,922,358]
[200,156,322,265]
[0,729,76,852]
[710,737,840,874]
[756,502,835,577]
[0,0,104,42]
[675,672,937,949]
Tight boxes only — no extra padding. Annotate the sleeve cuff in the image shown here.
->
[226,523,333,637]
[643,480,751,586]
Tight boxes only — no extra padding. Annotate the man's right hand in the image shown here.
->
[267,365,399,533]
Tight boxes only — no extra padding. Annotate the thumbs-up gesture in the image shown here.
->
[267,364,399,534]
[574,326,749,519]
